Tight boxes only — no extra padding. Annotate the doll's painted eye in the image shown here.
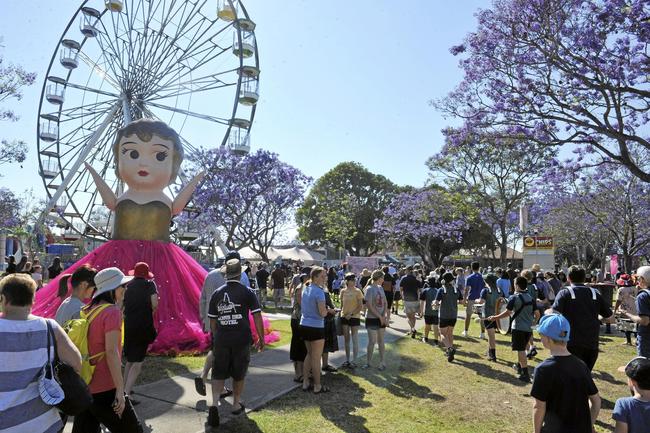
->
[156,151,168,162]
[129,150,139,159]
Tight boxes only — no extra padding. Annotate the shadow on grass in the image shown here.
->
[593,370,625,386]
[453,358,531,388]
[227,373,372,433]
[214,413,265,433]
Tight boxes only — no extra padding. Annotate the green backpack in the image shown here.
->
[64,303,111,384]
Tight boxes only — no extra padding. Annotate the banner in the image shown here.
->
[523,236,553,250]
[346,256,380,274]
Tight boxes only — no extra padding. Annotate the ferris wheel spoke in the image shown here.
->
[154,46,232,95]
[139,105,199,155]
[57,100,118,123]
[64,82,120,99]
[136,8,213,96]
[147,78,236,101]
[141,100,231,125]
[77,51,122,91]
[94,19,127,84]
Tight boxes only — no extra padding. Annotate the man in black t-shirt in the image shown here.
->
[123,262,159,399]
[255,263,270,307]
[549,266,614,371]
[400,266,423,338]
[206,258,264,428]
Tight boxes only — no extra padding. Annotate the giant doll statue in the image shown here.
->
[34,119,278,353]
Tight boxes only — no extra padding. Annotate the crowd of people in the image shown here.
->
[2,254,650,433]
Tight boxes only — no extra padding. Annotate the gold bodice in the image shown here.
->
[112,199,171,242]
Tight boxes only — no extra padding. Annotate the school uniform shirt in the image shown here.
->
[506,292,534,332]
[480,286,503,318]
[435,284,462,320]
[208,281,261,346]
[527,283,539,302]
[54,296,84,326]
[612,397,650,433]
[552,285,613,350]
[636,289,650,338]
[465,272,485,300]
[419,287,439,317]
[531,354,599,433]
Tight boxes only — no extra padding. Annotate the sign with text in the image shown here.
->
[523,236,554,250]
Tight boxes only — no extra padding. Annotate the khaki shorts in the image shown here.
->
[404,301,420,315]
[465,299,475,316]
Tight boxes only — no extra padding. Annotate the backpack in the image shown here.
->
[64,303,112,384]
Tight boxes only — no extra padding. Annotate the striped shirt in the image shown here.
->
[0,317,63,433]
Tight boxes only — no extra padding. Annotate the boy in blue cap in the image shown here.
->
[530,314,601,433]
[613,356,650,433]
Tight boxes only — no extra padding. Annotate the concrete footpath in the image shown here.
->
[63,311,415,433]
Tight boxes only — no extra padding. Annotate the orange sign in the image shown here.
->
[523,236,553,250]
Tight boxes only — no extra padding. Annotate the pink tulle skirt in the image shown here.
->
[33,240,279,355]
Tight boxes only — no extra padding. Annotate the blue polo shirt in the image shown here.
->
[465,273,485,300]
[496,277,511,297]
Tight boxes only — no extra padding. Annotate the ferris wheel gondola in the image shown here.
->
[36,0,259,240]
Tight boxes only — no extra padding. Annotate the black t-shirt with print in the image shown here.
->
[208,281,261,347]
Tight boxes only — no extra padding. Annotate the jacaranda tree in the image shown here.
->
[373,188,474,267]
[434,0,650,182]
[428,128,556,264]
[532,158,650,270]
[186,148,311,262]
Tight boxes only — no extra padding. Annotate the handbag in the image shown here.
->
[39,319,65,406]
[334,314,344,336]
[45,320,93,416]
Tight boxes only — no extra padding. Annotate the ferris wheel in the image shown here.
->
[36,0,259,241]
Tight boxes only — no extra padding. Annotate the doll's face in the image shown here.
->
[117,134,175,191]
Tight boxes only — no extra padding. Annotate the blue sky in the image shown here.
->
[0,0,487,198]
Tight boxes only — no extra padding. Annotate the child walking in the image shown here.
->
[613,356,650,433]
[488,276,538,382]
[435,273,463,362]
[531,314,601,433]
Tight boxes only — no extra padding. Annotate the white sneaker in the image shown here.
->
[479,333,485,340]
[461,330,468,337]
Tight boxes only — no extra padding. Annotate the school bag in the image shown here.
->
[64,303,112,384]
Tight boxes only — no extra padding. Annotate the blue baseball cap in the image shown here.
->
[537,314,571,341]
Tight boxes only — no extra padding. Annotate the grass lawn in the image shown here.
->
[138,319,292,385]
[217,319,636,433]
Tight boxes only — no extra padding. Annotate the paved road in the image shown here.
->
[63,311,415,433]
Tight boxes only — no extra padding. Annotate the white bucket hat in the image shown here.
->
[92,267,133,299]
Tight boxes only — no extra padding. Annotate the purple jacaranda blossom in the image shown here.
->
[373,188,471,267]
[432,0,650,183]
[183,147,311,261]
[531,158,650,270]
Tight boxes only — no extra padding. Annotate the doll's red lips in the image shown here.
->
[138,170,149,177]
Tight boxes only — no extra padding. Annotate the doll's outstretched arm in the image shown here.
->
[172,172,205,215]
[85,162,117,210]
